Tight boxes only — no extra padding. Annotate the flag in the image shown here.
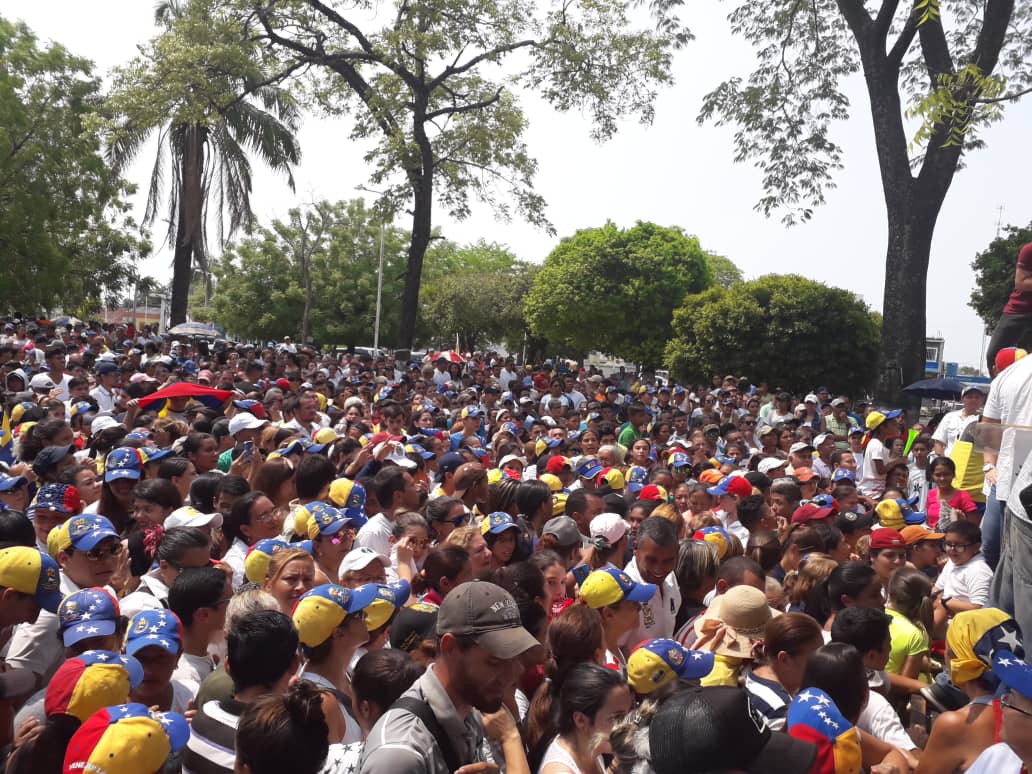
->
[0,409,13,466]
[136,383,234,415]
[787,688,862,774]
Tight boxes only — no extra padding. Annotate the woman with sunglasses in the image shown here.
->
[221,491,286,590]
[293,584,379,744]
[424,495,466,543]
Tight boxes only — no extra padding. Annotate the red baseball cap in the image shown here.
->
[545,456,572,475]
[791,503,836,524]
[639,485,668,502]
[869,528,906,549]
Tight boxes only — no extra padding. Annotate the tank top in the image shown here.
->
[538,737,604,774]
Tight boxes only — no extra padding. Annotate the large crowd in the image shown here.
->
[2,317,1032,773]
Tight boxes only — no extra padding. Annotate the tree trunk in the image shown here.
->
[398,119,434,351]
[170,125,206,326]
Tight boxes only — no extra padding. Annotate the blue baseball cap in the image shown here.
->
[104,448,143,482]
[628,638,715,694]
[993,651,1032,700]
[668,452,691,469]
[576,457,603,480]
[404,444,435,460]
[579,566,657,607]
[435,452,465,482]
[58,588,120,646]
[0,473,29,492]
[306,502,355,539]
[57,515,120,553]
[831,468,855,482]
[124,609,183,657]
[480,512,521,536]
[626,466,649,494]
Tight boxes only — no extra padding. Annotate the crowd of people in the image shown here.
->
[1,317,1032,773]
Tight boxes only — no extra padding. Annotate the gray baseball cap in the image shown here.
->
[542,515,581,547]
[436,581,539,659]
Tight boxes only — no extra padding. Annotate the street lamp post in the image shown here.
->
[356,185,387,353]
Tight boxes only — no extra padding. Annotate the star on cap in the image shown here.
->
[86,626,98,634]
[797,691,815,703]
[999,629,1022,651]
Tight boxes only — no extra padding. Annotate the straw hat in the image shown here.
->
[694,585,779,658]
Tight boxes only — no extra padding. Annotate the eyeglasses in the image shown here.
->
[80,542,124,561]
[253,508,280,524]
[944,542,973,551]
[1002,694,1032,720]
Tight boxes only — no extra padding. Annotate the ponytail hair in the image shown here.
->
[887,566,934,636]
[236,680,329,774]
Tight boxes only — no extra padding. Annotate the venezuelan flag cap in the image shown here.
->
[45,650,143,722]
[787,687,862,774]
[291,583,379,647]
[0,545,62,613]
[62,702,189,774]
[627,638,715,694]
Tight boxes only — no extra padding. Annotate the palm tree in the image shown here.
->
[108,0,301,325]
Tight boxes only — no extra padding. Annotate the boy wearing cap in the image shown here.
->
[708,474,753,544]
[5,515,122,685]
[858,409,902,498]
[360,581,538,774]
[579,567,656,674]
[125,609,193,713]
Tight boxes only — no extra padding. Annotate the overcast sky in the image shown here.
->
[9,0,1032,370]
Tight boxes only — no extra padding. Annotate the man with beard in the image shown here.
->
[360,581,539,773]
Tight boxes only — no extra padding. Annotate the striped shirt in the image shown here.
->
[744,671,792,731]
[182,697,245,774]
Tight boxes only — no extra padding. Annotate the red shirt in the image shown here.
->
[1003,243,1032,314]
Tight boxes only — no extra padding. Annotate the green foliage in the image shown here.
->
[0,16,148,311]
[907,65,1006,152]
[211,199,408,345]
[665,274,881,395]
[969,223,1032,330]
[525,221,714,368]
[705,253,743,288]
[420,243,537,352]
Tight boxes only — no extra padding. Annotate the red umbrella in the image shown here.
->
[137,383,234,412]
[433,351,465,364]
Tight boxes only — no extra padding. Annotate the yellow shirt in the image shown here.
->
[700,655,744,687]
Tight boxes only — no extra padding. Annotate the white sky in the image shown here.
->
[8,0,1032,370]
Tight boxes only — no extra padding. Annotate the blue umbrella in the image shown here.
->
[902,377,968,400]
[167,322,221,338]
[52,316,82,328]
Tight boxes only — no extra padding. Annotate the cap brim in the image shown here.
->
[35,588,63,614]
[626,581,658,604]
[706,485,727,496]
[125,634,180,657]
[73,528,120,551]
[104,469,141,482]
[750,726,817,774]
[474,624,542,659]
[627,483,644,493]
[63,619,117,646]
[488,523,521,535]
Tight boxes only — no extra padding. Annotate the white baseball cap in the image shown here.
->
[374,441,416,470]
[338,547,390,577]
[165,506,223,530]
[589,512,631,545]
[29,373,56,391]
[757,457,789,475]
[228,413,268,437]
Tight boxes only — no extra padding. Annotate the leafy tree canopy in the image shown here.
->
[0,16,148,313]
[970,223,1032,331]
[705,253,742,288]
[665,274,881,395]
[525,221,714,368]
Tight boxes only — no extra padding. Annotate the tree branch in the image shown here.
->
[917,15,955,80]
[425,87,504,120]
[427,40,537,91]
[834,0,873,38]
[976,83,1032,103]
[886,4,919,70]
[970,0,1015,73]
[874,0,901,40]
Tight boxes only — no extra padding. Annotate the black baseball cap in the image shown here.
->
[836,510,875,534]
[436,581,539,660]
[389,601,440,652]
[649,686,817,774]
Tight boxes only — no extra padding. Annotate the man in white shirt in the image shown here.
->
[618,517,681,653]
[355,466,420,558]
[89,361,121,413]
[932,386,985,457]
[168,565,231,698]
[935,521,993,633]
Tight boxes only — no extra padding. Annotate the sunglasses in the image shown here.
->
[1002,694,1032,720]
[79,542,124,561]
[329,529,356,545]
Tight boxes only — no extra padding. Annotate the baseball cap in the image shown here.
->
[29,373,56,391]
[697,468,724,485]
[551,493,568,516]
[627,638,715,694]
[104,447,143,482]
[638,484,667,502]
[836,510,875,533]
[625,465,649,494]
[406,443,436,460]
[992,651,1032,701]
[433,452,463,484]
[327,477,367,519]
[337,546,390,576]
[575,457,603,480]
[228,412,268,436]
[597,467,625,492]
[62,702,189,774]
[58,587,120,646]
[374,441,417,470]
[579,567,656,608]
[480,511,520,536]
[757,457,788,475]
[452,462,486,495]
[874,498,911,531]
[786,688,862,774]
[45,650,144,722]
[707,475,752,498]
[32,445,76,477]
[789,442,814,455]
[389,600,440,651]
[30,482,83,516]
[91,415,122,434]
[900,525,945,545]
[545,455,573,475]
[243,538,290,584]
[831,468,856,482]
[693,525,732,559]
[0,546,62,613]
[791,502,836,524]
[649,686,817,774]
[534,438,562,457]
[813,432,832,446]
[542,515,582,547]
[589,512,630,545]
[50,515,119,556]
[793,467,818,483]
[995,347,1029,373]
[306,502,357,540]
[869,528,906,549]
[436,581,540,659]
[668,452,691,469]
[866,409,902,431]
[124,609,183,657]
[292,583,380,648]
[95,362,119,376]
[363,579,411,630]
[460,406,482,420]
[744,471,772,490]
[164,505,223,530]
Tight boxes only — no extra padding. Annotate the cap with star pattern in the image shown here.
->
[786,687,861,774]
[58,587,120,647]
[124,609,183,657]
[45,650,144,722]
[62,702,189,774]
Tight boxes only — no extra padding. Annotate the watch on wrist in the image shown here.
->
[983,463,996,473]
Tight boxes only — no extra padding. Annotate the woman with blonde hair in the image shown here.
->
[443,524,492,577]
[784,552,838,621]
[261,547,316,615]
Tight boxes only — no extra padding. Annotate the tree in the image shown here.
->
[705,253,743,288]
[0,16,148,313]
[525,221,713,367]
[970,223,1032,331]
[420,244,538,352]
[104,0,301,326]
[232,0,686,351]
[698,1,1032,401]
[211,199,410,345]
[665,275,881,395]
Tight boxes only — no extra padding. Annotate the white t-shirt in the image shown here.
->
[355,513,392,558]
[934,553,993,606]
[717,511,750,545]
[538,736,605,774]
[618,557,681,650]
[858,438,889,497]
[173,652,216,699]
[967,742,1024,774]
[984,355,1032,504]
[857,689,916,750]
[932,410,979,457]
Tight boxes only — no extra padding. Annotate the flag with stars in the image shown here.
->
[0,408,12,466]
[787,688,862,774]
